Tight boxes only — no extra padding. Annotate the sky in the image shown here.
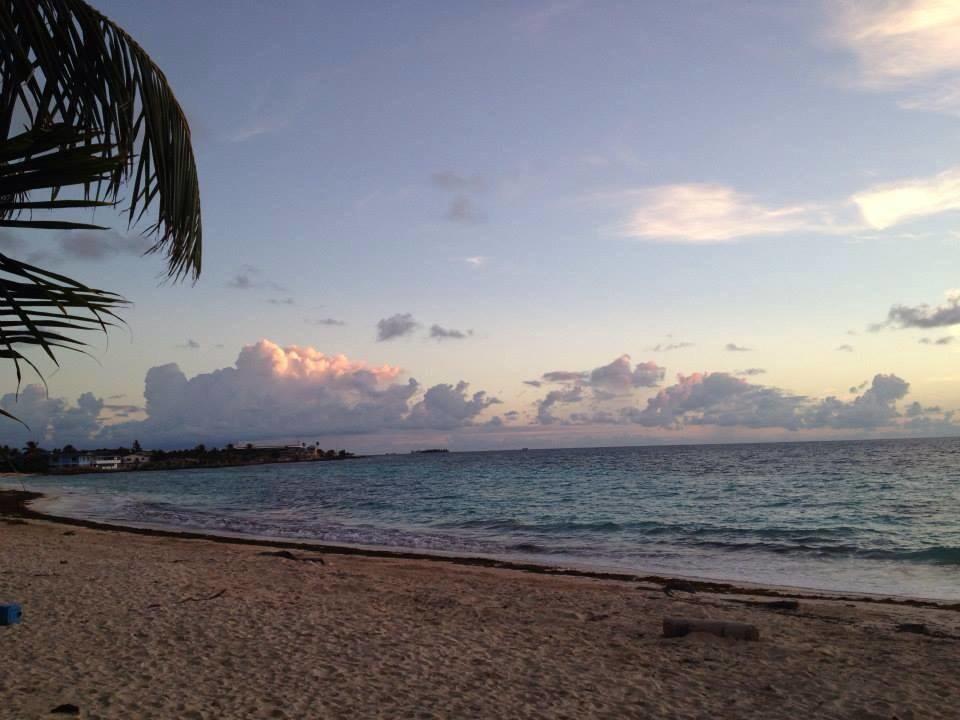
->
[4,0,960,452]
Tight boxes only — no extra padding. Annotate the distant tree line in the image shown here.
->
[0,441,354,474]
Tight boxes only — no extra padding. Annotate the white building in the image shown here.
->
[122,453,152,465]
[51,451,148,471]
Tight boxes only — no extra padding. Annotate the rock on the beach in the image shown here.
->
[257,550,325,564]
[259,550,299,561]
[50,703,80,715]
[895,623,929,635]
[663,616,760,641]
[662,580,698,595]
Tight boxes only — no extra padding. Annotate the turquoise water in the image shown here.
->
[18,438,960,600]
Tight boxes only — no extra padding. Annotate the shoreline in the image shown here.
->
[3,488,957,612]
[3,490,960,717]
[32,453,366,477]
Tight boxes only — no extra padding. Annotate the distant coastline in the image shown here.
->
[44,452,366,476]
[1,442,360,476]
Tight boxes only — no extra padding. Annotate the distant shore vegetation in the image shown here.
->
[0,441,355,475]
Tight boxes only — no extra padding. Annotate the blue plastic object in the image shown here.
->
[0,603,22,626]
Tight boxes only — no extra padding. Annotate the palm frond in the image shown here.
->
[0,250,127,424]
[0,122,123,231]
[0,251,127,386]
[0,0,202,280]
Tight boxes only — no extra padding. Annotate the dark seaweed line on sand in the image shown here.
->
[2,489,957,613]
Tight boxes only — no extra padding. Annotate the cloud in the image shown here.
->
[431,172,486,192]
[537,386,585,425]
[98,340,498,447]
[623,372,805,429]
[623,372,912,431]
[542,370,589,383]
[227,265,285,291]
[406,381,500,429]
[306,317,346,327]
[4,230,151,265]
[432,171,486,223]
[725,343,752,352]
[919,335,955,345]
[735,368,766,376]
[446,196,483,223]
[525,353,935,433]
[0,230,25,252]
[0,385,104,447]
[227,274,255,289]
[515,0,584,34]
[804,374,911,430]
[878,289,960,328]
[177,339,201,350]
[853,169,960,229]
[589,355,665,394]
[223,70,322,143]
[616,184,835,243]
[836,344,855,352]
[429,325,473,341]
[376,313,419,341]
[649,342,694,352]
[57,231,151,260]
[103,402,143,414]
[532,356,665,422]
[828,0,960,114]
[612,166,960,244]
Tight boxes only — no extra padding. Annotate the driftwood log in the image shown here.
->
[733,599,800,611]
[663,616,760,641]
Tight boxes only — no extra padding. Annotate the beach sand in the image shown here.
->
[1,502,959,718]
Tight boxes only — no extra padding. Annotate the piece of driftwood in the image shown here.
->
[50,704,79,715]
[733,599,799,611]
[259,550,299,560]
[662,580,698,596]
[896,623,929,635]
[145,589,226,610]
[663,616,760,641]
[258,550,325,564]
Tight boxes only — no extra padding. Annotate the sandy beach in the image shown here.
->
[1,495,959,719]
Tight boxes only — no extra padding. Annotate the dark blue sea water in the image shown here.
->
[13,438,960,599]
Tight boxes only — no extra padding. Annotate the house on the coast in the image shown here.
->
[122,453,152,466]
[234,442,321,460]
[50,450,152,472]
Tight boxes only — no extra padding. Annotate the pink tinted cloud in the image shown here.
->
[237,339,402,384]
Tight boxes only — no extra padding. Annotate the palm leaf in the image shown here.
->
[0,252,127,395]
[0,0,202,280]
[0,0,203,425]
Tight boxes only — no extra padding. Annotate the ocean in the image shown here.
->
[15,438,960,600]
